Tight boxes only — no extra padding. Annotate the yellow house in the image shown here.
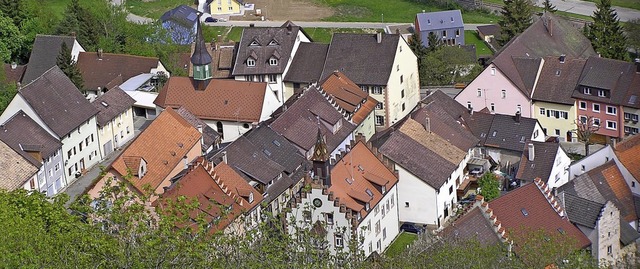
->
[209,0,243,15]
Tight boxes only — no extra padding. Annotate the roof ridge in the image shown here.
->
[20,65,59,90]
[533,178,565,217]
[473,195,510,242]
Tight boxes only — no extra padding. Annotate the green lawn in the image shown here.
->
[42,0,71,19]
[465,30,493,56]
[304,28,377,43]
[127,0,191,20]
[384,232,418,257]
[315,0,499,23]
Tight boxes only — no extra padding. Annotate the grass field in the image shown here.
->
[465,30,493,56]
[127,0,189,20]
[314,0,500,23]
[43,0,71,18]
[384,232,418,257]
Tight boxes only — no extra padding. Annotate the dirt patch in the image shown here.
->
[230,0,334,21]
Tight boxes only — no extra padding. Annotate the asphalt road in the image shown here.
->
[544,0,640,22]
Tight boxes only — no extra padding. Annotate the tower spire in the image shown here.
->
[311,128,331,186]
[191,12,212,90]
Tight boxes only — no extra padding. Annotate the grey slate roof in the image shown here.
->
[92,87,136,127]
[415,10,464,32]
[513,57,541,95]
[561,192,604,228]
[191,17,212,66]
[320,33,400,86]
[283,42,329,83]
[532,56,586,105]
[22,35,77,84]
[572,56,639,107]
[232,22,302,76]
[516,141,562,183]
[19,66,98,138]
[490,13,596,98]
[175,106,221,153]
[412,98,479,152]
[476,24,500,37]
[207,127,308,204]
[374,131,457,189]
[620,218,640,245]
[269,86,356,153]
[0,111,62,168]
[468,112,539,152]
[160,5,198,28]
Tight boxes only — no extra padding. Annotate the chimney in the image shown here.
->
[249,23,255,27]
[10,62,17,70]
[376,32,382,44]
[424,117,431,133]
[559,54,566,63]
[222,151,228,164]
[514,111,521,123]
[528,143,535,161]
[396,28,400,35]
[197,124,204,147]
[97,48,103,60]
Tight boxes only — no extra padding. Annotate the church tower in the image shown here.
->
[311,129,331,186]
[191,12,212,91]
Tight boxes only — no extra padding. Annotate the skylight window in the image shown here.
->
[272,140,281,147]
[268,39,279,46]
[492,131,497,137]
[345,178,353,185]
[365,189,374,197]
[263,149,271,156]
[521,208,529,216]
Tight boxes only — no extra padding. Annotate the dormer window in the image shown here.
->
[269,58,278,66]
[365,202,370,211]
[247,57,256,67]
[249,40,260,46]
[139,158,147,178]
[268,39,279,46]
[584,87,591,95]
[248,192,254,203]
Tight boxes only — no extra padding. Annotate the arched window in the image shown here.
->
[216,122,224,139]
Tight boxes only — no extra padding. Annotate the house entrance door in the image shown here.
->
[566,131,572,142]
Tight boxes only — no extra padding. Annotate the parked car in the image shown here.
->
[400,222,424,234]
[459,194,476,204]
[205,17,218,23]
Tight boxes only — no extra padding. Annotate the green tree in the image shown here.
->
[542,0,557,13]
[586,0,628,60]
[56,0,102,50]
[478,172,500,201]
[0,11,24,62]
[426,32,442,52]
[0,70,17,114]
[509,226,598,268]
[56,42,84,91]
[625,19,640,58]
[498,0,534,46]
[420,45,477,86]
[0,0,27,26]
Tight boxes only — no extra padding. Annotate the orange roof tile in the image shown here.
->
[155,77,267,122]
[157,164,244,233]
[615,135,640,185]
[320,71,378,125]
[329,141,398,221]
[111,107,201,194]
[205,159,263,211]
[600,162,637,222]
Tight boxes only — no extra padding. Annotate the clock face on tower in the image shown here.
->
[313,198,323,207]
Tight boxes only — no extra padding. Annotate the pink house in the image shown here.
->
[455,13,596,118]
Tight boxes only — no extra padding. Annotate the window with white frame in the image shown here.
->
[477,89,482,97]
[375,116,384,126]
[467,102,472,109]
[491,67,496,76]
[501,90,506,99]
[335,233,344,248]
[584,87,591,95]
[247,58,255,66]
[325,213,334,224]
[372,86,383,94]
[517,104,522,113]
[490,103,495,112]
[593,118,600,127]
[593,103,600,112]
[579,115,587,124]
[375,220,381,234]
[606,120,617,130]
[579,101,587,110]
[268,74,277,83]
[606,106,617,115]
[598,90,606,97]
[269,58,278,66]
[376,103,383,109]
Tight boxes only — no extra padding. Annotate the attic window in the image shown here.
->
[492,131,497,137]
[520,136,525,143]
[269,58,278,66]
[248,192,254,203]
[249,40,260,46]
[557,228,566,234]
[272,140,281,147]
[247,58,256,67]
[427,19,431,24]
[268,39,279,46]
[450,17,454,22]
[521,208,529,216]
[365,189,374,197]
[357,165,364,172]
[555,70,561,76]
[345,178,353,185]
[101,101,108,107]
[263,149,271,156]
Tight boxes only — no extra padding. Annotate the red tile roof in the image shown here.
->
[156,164,245,234]
[328,140,398,222]
[110,107,201,194]
[615,135,640,185]
[596,162,637,222]
[196,157,263,211]
[320,71,378,125]
[77,52,161,91]
[489,181,591,250]
[155,77,267,122]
